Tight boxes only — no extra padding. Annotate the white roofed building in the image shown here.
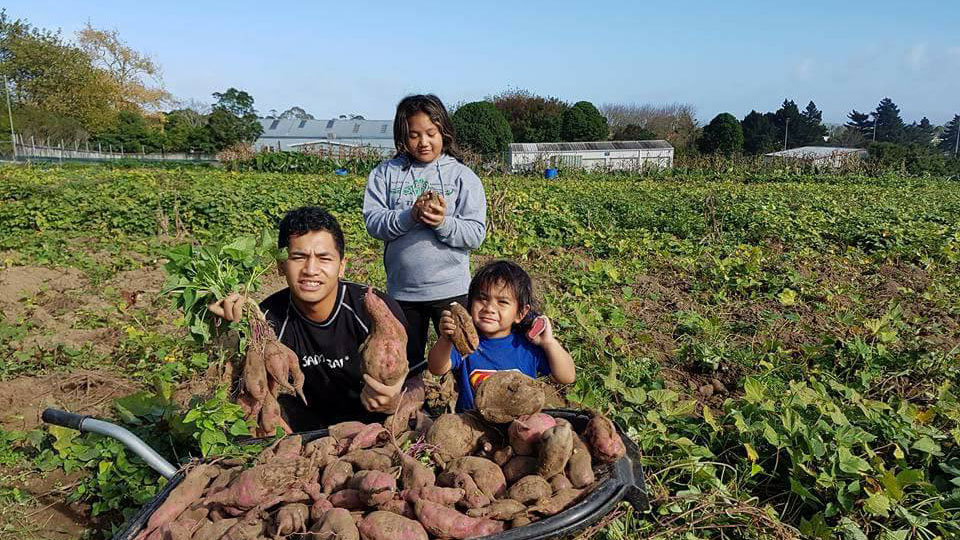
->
[256,118,395,156]
[508,140,674,172]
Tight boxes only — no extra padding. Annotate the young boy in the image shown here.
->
[427,260,575,412]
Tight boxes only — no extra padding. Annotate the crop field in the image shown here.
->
[0,164,958,539]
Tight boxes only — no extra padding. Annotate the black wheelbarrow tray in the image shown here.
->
[42,407,648,540]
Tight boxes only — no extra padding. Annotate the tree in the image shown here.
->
[871,97,906,143]
[490,88,567,143]
[600,102,699,152]
[829,126,867,148]
[93,109,162,153]
[612,124,656,141]
[560,101,608,142]
[450,101,512,157]
[770,100,802,149]
[799,101,828,145]
[206,88,263,150]
[741,111,779,154]
[698,113,743,155]
[212,88,256,117]
[904,117,935,146]
[940,115,960,155]
[845,109,873,140]
[279,106,314,120]
[76,22,171,111]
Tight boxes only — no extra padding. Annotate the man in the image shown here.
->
[210,206,409,431]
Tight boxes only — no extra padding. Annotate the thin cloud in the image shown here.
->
[794,58,814,81]
[905,43,929,70]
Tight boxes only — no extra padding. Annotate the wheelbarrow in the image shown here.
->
[42,407,648,540]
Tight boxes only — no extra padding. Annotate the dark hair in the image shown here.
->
[468,260,540,331]
[277,206,345,258]
[393,94,465,164]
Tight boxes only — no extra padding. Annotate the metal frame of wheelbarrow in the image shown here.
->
[43,407,647,540]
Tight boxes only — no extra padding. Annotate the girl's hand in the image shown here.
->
[438,310,457,339]
[411,192,430,223]
[420,195,446,228]
[527,316,554,346]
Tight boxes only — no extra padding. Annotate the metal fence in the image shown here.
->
[7,134,217,163]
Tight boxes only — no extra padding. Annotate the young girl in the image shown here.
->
[363,94,487,373]
[428,260,576,412]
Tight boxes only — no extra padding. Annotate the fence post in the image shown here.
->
[59,139,63,163]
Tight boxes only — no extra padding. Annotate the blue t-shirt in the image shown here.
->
[450,331,551,412]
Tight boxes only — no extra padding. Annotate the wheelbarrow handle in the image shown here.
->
[41,408,179,480]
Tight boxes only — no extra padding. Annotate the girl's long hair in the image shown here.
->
[393,94,465,164]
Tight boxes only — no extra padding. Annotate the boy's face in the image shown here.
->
[406,111,443,164]
[280,230,345,309]
[470,280,528,339]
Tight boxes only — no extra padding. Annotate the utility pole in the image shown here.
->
[3,75,15,160]
[872,115,878,142]
[955,117,959,156]
[783,118,790,151]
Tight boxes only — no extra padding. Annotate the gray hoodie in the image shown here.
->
[363,154,487,302]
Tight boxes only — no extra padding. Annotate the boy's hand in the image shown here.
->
[207,292,246,322]
[527,315,555,346]
[438,309,457,339]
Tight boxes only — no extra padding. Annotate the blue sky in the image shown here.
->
[8,0,959,124]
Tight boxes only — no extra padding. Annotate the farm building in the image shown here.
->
[764,146,867,168]
[507,140,674,172]
[255,118,395,156]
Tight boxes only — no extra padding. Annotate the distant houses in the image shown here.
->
[255,118,395,156]
[508,141,674,172]
[763,146,867,168]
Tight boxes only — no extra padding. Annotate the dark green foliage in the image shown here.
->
[904,117,935,146]
[741,111,778,154]
[699,113,744,155]
[868,142,960,176]
[846,110,873,137]
[940,115,960,155]
[561,101,608,142]
[451,101,513,157]
[93,110,163,153]
[612,124,657,141]
[491,89,567,143]
[872,98,906,143]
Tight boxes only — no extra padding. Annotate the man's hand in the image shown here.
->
[361,374,404,414]
[207,292,247,322]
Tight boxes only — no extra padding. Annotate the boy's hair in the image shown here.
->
[468,260,539,327]
[277,206,345,258]
[393,94,465,163]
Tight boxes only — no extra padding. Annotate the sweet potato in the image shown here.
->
[322,460,354,494]
[465,499,527,521]
[264,340,295,396]
[402,486,465,506]
[192,518,237,540]
[342,449,393,472]
[448,302,478,356]
[425,413,488,465]
[550,474,573,492]
[310,508,359,540]
[437,471,490,510]
[383,377,426,433]
[511,514,533,528]
[348,423,387,452]
[260,391,292,436]
[329,489,365,510]
[491,445,513,466]
[206,466,242,497]
[474,371,544,423]
[222,511,268,540]
[304,436,339,466]
[360,287,408,386]
[378,497,416,519]
[502,456,538,484]
[179,502,209,522]
[329,421,367,441]
[443,456,506,499]
[272,503,309,538]
[310,496,334,522]
[537,423,574,479]
[270,434,303,461]
[275,339,307,405]
[567,435,595,488]
[237,392,262,424]
[528,488,584,517]
[207,458,317,511]
[358,511,429,540]
[351,470,397,506]
[508,413,557,456]
[135,464,216,540]
[398,452,435,491]
[242,346,269,401]
[423,370,457,416]
[584,413,626,464]
[413,499,505,539]
[507,475,552,505]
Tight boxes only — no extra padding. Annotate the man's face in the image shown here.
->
[280,230,345,307]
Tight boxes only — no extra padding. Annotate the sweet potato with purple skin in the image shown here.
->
[304,436,339,466]
[242,346,269,402]
[507,475,552,504]
[360,287,408,386]
[348,423,387,452]
[567,435,596,488]
[397,452,435,491]
[383,377,426,432]
[329,489,365,510]
[341,449,393,472]
[444,456,506,499]
[264,340,295,396]
[537,423,574,479]
[135,464,216,540]
[272,503,309,538]
[502,456,538,484]
[448,302,478,356]
[378,497,416,519]
[358,511,429,540]
[465,499,527,521]
[584,413,626,464]
[437,471,490,510]
[413,499,505,539]
[274,339,307,405]
[310,496,334,522]
[550,474,573,492]
[474,371,544,423]
[322,460,354,494]
[205,458,316,511]
[528,488,584,517]
[508,413,557,456]
[350,470,397,506]
[425,413,488,465]
[260,391,292,436]
[402,486,465,506]
[329,421,367,441]
[270,435,303,461]
[310,507,359,540]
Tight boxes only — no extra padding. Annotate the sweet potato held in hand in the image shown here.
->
[448,302,478,356]
[360,287,408,386]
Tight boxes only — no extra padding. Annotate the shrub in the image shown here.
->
[451,101,513,158]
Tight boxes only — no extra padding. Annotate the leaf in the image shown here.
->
[790,477,821,503]
[229,419,250,437]
[838,447,869,475]
[702,406,719,432]
[911,436,942,456]
[880,469,904,501]
[778,288,797,306]
[743,378,766,404]
[863,492,890,516]
[744,443,758,462]
[836,517,868,540]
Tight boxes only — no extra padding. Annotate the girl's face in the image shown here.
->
[406,111,443,163]
[470,280,529,339]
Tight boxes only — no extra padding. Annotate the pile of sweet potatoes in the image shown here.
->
[134,372,626,540]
